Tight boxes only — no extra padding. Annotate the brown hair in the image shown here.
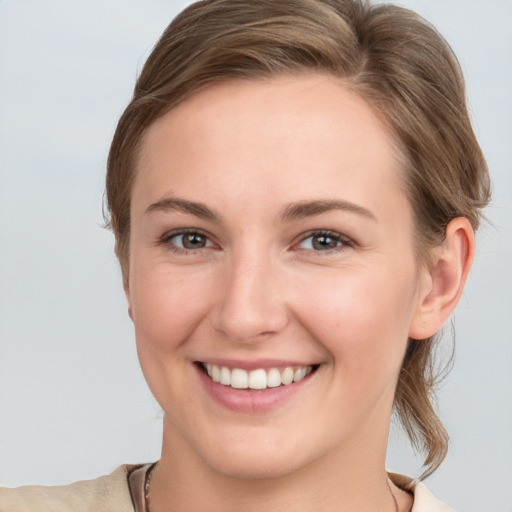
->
[106,0,490,477]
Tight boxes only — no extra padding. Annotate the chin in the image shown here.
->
[193,428,324,482]
[205,451,306,481]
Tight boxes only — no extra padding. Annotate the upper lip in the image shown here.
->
[196,358,319,371]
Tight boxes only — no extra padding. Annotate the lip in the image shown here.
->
[194,360,318,413]
[199,358,314,371]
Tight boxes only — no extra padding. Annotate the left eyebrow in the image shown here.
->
[280,199,376,222]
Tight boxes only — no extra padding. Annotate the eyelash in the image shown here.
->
[294,230,354,254]
[159,228,215,255]
[158,228,354,255]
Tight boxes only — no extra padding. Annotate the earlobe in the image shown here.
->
[121,269,133,321]
[115,242,133,321]
[124,281,134,321]
[409,217,475,340]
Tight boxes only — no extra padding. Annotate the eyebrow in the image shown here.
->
[145,197,221,221]
[280,199,376,222]
[145,196,375,223]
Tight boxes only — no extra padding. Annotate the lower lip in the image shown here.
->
[195,365,313,413]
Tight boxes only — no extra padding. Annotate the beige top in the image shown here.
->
[0,464,455,512]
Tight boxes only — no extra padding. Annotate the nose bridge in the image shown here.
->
[212,244,287,342]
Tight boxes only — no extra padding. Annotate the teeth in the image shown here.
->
[231,368,249,389]
[248,369,267,389]
[203,364,313,390]
[294,367,307,382]
[266,368,281,388]
[211,365,220,383]
[281,367,294,385]
[220,366,231,385]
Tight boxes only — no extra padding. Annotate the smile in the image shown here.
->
[201,363,315,390]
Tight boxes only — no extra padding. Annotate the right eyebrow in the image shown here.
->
[145,196,222,222]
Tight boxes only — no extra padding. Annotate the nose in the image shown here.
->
[211,252,289,343]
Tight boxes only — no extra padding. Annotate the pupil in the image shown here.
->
[313,235,338,250]
[183,233,205,249]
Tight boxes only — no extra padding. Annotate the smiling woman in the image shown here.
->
[126,76,447,503]
[0,0,505,511]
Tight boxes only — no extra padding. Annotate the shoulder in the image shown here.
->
[0,465,138,512]
[389,473,456,512]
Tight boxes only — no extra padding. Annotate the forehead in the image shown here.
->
[134,74,407,219]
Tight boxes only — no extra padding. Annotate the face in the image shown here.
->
[126,75,430,479]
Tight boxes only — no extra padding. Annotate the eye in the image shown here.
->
[296,230,352,252]
[161,229,214,252]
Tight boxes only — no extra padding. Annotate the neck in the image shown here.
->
[149,419,401,512]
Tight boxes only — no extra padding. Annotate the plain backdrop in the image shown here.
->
[0,1,511,511]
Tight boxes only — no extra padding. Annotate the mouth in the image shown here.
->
[197,362,319,390]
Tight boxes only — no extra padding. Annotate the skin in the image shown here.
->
[124,74,474,512]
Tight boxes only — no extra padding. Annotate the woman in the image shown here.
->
[0,0,492,510]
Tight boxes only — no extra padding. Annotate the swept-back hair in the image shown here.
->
[106,0,490,477]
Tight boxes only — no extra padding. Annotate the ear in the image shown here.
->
[116,243,134,321]
[409,217,475,340]
[123,277,134,321]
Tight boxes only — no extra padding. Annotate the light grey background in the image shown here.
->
[0,1,511,510]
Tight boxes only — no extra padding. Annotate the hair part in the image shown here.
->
[106,0,490,477]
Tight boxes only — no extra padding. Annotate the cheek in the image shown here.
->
[292,261,420,377]
[128,262,219,412]
[129,261,215,357]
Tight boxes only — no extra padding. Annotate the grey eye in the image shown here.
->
[299,233,343,251]
[171,232,211,249]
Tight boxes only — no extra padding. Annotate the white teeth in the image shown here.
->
[266,368,282,388]
[281,367,294,385]
[203,364,313,389]
[220,366,231,385]
[231,368,249,389]
[294,367,307,382]
[248,369,267,389]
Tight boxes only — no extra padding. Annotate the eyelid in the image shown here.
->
[157,227,354,255]
[292,229,355,252]
[158,227,217,253]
